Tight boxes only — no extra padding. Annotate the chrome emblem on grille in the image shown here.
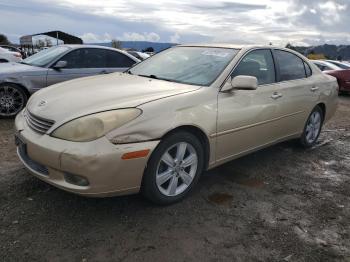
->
[38,100,47,107]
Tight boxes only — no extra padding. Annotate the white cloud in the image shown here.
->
[80,32,113,43]
[80,32,161,43]
[120,32,160,42]
[170,33,180,43]
[2,0,350,46]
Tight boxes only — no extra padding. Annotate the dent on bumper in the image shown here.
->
[15,112,160,197]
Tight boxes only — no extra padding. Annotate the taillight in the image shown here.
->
[13,53,22,58]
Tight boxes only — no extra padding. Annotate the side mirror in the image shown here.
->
[53,60,67,69]
[231,75,258,90]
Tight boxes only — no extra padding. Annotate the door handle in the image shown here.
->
[310,86,319,92]
[271,92,283,100]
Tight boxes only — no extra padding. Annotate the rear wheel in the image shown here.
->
[142,131,204,205]
[0,83,28,118]
[0,59,8,63]
[299,106,324,148]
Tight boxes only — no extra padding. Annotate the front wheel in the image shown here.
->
[0,83,28,118]
[142,131,205,205]
[299,106,324,148]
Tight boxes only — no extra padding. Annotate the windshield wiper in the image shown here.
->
[137,74,174,82]
[137,74,158,79]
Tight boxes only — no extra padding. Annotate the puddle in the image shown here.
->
[235,178,264,188]
[218,170,264,188]
[208,193,233,205]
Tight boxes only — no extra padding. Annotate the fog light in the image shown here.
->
[64,173,89,187]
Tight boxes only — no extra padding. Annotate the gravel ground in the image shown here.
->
[0,95,349,262]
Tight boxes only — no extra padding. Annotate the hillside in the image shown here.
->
[287,44,350,60]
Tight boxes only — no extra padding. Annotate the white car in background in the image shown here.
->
[312,60,342,71]
[326,60,350,70]
[127,51,150,61]
[0,47,22,63]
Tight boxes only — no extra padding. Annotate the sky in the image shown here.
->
[0,0,349,46]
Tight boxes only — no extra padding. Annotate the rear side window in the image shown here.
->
[231,49,276,85]
[304,62,312,77]
[106,50,135,68]
[275,50,306,81]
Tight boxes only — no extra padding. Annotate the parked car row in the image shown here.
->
[0,45,140,117]
[311,60,350,93]
[13,44,338,204]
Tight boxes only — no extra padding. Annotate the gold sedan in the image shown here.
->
[15,44,338,204]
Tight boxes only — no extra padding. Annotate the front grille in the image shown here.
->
[18,143,49,176]
[24,109,55,134]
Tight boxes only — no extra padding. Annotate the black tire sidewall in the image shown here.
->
[300,106,324,148]
[142,131,205,205]
[0,83,28,118]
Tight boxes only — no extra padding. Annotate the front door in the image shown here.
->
[47,48,110,86]
[216,49,280,164]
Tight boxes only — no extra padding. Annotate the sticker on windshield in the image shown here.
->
[202,50,230,57]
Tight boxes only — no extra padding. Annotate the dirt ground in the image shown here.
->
[0,96,349,262]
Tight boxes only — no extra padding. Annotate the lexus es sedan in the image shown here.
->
[0,45,139,118]
[312,60,350,93]
[15,44,338,204]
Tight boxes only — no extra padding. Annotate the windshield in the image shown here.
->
[129,47,239,86]
[22,46,71,67]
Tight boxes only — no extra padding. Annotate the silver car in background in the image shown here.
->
[0,45,139,118]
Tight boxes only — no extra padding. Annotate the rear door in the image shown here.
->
[271,49,318,139]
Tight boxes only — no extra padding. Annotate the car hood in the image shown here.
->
[0,62,45,76]
[27,72,201,123]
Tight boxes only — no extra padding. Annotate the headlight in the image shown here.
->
[51,109,141,142]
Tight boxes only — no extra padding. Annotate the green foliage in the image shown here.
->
[0,34,11,45]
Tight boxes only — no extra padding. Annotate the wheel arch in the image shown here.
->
[316,102,326,120]
[0,82,30,99]
[161,125,211,170]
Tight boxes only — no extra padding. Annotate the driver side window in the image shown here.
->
[60,48,107,69]
[231,49,276,85]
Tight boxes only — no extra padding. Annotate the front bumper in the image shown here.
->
[15,111,160,197]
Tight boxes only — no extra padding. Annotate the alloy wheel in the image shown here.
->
[0,85,25,117]
[305,111,322,144]
[156,142,198,196]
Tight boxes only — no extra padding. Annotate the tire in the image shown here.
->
[0,59,8,63]
[0,83,28,118]
[299,105,324,148]
[142,131,205,205]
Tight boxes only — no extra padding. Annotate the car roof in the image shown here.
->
[63,44,121,51]
[326,60,350,66]
[178,43,281,50]
[177,43,310,57]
